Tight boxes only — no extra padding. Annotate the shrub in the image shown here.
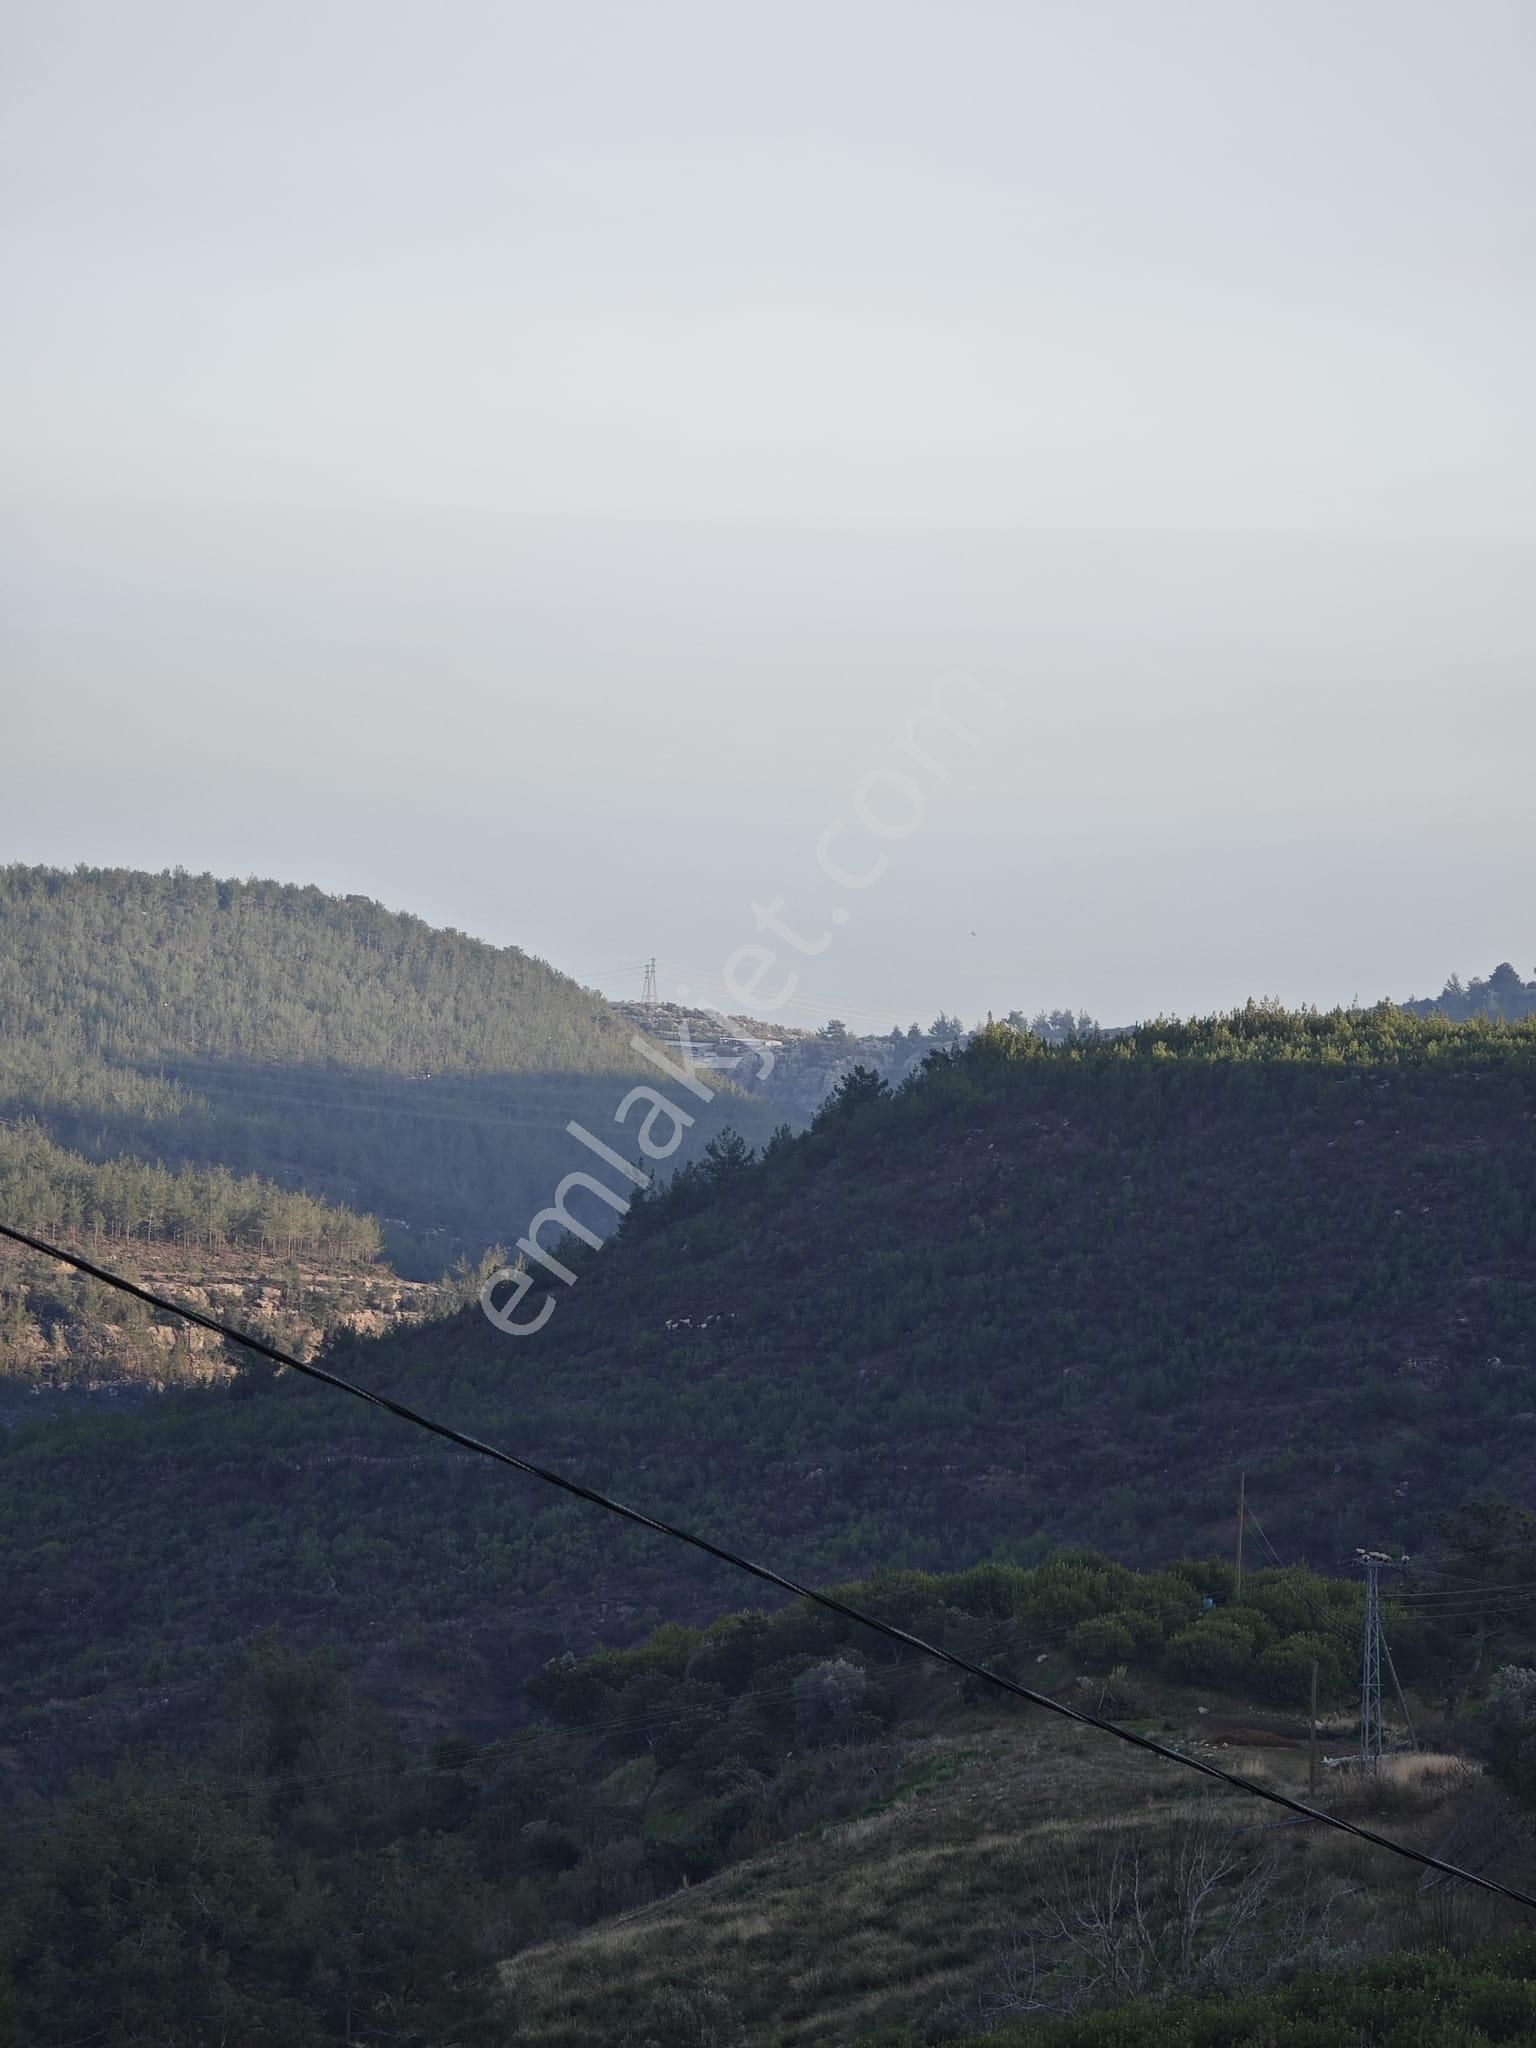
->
[792,1657,870,1747]
[1254,1632,1348,1707]
[1068,1615,1137,1670]
[1109,1604,1172,1656]
[621,1985,743,2048]
[1484,1665,1536,1797]
[1163,1618,1257,1688]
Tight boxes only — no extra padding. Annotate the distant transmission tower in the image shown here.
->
[1355,1547,1409,1765]
[640,957,659,1005]
[1358,1553,1384,1766]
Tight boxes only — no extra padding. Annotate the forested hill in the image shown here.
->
[0,865,773,1276]
[3,1005,1533,1769]
[0,865,636,1072]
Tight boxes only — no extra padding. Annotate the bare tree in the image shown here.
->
[1045,1806,1278,1999]
[968,1804,1332,2026]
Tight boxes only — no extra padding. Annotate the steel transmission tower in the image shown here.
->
[1355,1547,1409,1765]
[1358,1553,1385,1765]
[640,957,659,1005]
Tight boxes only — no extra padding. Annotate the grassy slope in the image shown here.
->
[10,1552,1528,2048]
[505,1707,1169,2046]
[501,1694,1520,2046]
[486,1548,1533,2042]
[1,1007,1533,1759]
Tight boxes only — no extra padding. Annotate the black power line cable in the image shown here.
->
[1241,1511,1361,1660]
[4,1217,1535,1913]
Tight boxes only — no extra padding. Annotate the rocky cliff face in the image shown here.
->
[609,998,952,1120]
[0,1239,435,1404]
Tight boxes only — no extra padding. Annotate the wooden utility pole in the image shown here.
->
[1308,1660,1320,1795]
[1235,1471,1246,1596]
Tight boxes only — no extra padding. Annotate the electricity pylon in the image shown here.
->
[1355,1548,1409,1766]
[640,957,659,1005]
[1359,1554,1384,1765]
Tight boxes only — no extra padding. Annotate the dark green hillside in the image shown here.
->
[0,865,771,1273]
[1,1005,1533,1771]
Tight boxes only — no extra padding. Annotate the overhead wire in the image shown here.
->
[1241,1510,1363,1666]
[1242,1510,1438,1760]
[4,1217,1534,1913]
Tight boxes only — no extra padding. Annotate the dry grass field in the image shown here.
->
[499,1700,1506,2046]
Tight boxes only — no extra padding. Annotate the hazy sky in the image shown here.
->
[3,1,1532,1029]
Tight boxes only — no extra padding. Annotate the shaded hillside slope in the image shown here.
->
[0,865,773,1272]
[2,1006,1533,1764]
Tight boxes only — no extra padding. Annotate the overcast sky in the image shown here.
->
[3,0,1532,1029]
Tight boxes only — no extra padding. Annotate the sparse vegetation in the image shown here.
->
[961,1938,1536,2046]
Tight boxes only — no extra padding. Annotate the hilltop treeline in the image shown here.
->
[0,1119,381,1258]
[527,1552,1368,1804]
[1405,959,1536,1023]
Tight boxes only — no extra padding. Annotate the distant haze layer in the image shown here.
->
[3,1,1532,1023]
